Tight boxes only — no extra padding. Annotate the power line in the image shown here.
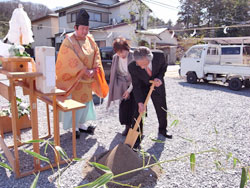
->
[147,0,179,10]
[142,0,179,11]
[0,20,250,35]
[172,24,250,32]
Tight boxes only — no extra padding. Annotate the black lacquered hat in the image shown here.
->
[75,8,89,26]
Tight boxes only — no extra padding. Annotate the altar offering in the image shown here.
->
[35,46,56,93]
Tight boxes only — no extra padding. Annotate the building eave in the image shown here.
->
[55,0,152,13]
[32,14,58,23]
[91,22,136,31]
[109,0,152,12]
[55,1,109,12]
[135,28,168,36]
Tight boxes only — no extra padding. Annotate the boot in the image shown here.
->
[122,124,130,136]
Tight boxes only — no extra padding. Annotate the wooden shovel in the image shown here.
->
[124,81,155,148]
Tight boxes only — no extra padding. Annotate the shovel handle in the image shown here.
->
[124,81,155,147]
[132,81,155,131]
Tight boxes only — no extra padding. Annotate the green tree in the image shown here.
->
[177,0,250,37]
[166,19,173,29]
[147,15,166,28]
[178,0,204,28]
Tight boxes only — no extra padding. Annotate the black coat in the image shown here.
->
[128,52,167,104]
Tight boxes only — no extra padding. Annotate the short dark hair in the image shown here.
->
[113,37,130,53]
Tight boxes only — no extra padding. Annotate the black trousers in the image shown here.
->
[132,90,168,133]
[151,92,168,132]
[119,92,136,126]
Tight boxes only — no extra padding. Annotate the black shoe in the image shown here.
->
[76,131,80,139]
[122,125,130,136]
[79,126,95,135]
[132,135,144,149]
[159,131,173,139]
[133,140,141,150]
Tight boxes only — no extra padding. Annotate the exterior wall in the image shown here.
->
[158,47,177,65]
[51,17,59,37]
[137,30,178,47]
[32,17,59,48]
[109,1,150,29]
[135,30,178,64]
[91,23,138,47]
[109,5,125,24]
[168,47,177,64]
[59,16,74,33]
[158,31,178,45]
[58,4,110,34]
[158,31,177,64]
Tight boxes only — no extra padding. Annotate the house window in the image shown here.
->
[71,12,77,22]
[37,24,43,30]
[89,12,101,22]
[67,10,108,23]
[67,11,78,23]
[102,13,109,23]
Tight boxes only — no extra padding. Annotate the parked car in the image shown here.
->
[99,47,114,83]
[180,44,250,90]
[99,47,166,83]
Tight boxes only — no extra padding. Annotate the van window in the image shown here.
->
[207,47,218,55]
[186,47,203,58]
[221,47,240,55]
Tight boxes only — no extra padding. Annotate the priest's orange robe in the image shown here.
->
[56,33,103,103]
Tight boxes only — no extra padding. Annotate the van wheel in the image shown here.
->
[229,78,242,91]
[244,79,250,88]
[203,79,209,83]
[187,72,197,84]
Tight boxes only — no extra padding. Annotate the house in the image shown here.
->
[54,0,151,51]
[31,13,59,49]
[90,22,138,47]
[135,28,178,64]
[31,0,177,64]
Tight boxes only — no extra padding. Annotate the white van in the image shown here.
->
[180,44,250,90]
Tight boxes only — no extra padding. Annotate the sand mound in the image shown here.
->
[97,143,143,180]
[83,143,162,187]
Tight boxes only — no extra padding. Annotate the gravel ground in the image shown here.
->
[0,65,250,188]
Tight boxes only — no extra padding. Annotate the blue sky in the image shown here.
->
[20,0,180,24]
